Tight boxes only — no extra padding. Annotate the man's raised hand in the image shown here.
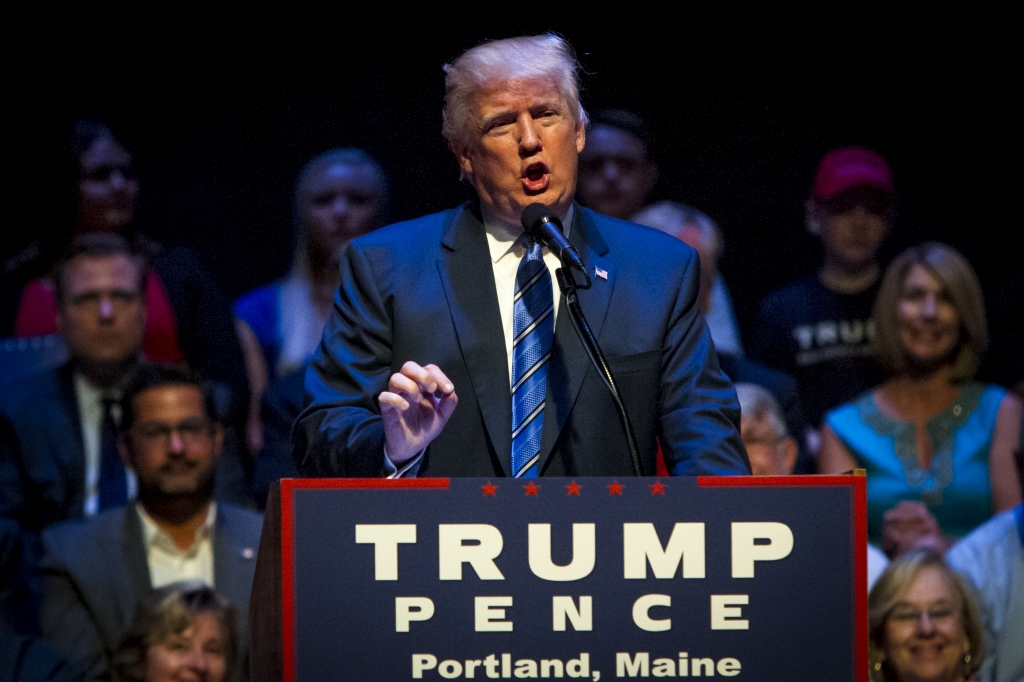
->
[378,362,458,464]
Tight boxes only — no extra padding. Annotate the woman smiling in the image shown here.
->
[819,243,1022,547]
[868,548,984,682]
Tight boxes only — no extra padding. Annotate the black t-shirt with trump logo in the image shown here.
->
[751,275,887,428]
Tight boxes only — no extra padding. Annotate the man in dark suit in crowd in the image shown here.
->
[39,363,261,681]
[0,234,253,538]
[0,233,148,532]
[294,35,748,479]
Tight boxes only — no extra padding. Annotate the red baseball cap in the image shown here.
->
[812,147,893,201]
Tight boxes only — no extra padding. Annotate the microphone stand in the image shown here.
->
[554,263,645,477]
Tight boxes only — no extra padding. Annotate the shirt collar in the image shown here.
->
[136,501,217,554]
[484,204,575,264]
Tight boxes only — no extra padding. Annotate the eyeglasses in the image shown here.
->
[889,605,956,625]
[131,418,213,447]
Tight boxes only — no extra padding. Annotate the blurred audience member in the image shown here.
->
[233,149,389,453]
[752,147,893,431]
[0,119,249,428]
[113,582,237,682]
[639,203,809,469]
[868,548,984,682]
[576,108,657,221]
[1,517,41,636]
[735,382,889,586]
[1,234,146,532]
[250,368,304,509]
[1,628,83,682]
[945,438,1024,682]
[633,201,746,357]
[820,243,1022,546]
[39,364,261,680]
[735,383,798,476]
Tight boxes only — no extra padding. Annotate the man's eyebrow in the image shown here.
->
[478,109,516,130]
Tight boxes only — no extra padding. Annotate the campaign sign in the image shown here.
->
[280,476,866,681]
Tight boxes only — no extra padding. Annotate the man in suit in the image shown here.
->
[0,234,253,537]
[0,233,147,531]
[294,35,748,478]
[39,363,262,680]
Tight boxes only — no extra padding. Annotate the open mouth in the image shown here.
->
[522,163,549,193]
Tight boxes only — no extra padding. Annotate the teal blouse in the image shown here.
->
[825,383,1006,545]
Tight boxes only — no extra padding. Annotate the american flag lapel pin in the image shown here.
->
[595,267,608,280]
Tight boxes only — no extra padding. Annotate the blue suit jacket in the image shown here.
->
[294,203,749,478]
[39,503,262,681]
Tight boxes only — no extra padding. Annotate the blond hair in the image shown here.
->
[867,548,984,681]
[873,242,987,381]
[114,581,238,682]
[442,34,588,150]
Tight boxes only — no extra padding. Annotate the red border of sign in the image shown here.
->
[280,475,866,682]
[699,475,868,682]
[280,478,450,682]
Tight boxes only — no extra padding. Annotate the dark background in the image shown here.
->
[13,17,1019,345]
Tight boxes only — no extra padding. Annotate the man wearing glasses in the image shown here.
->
[37,363,262,680]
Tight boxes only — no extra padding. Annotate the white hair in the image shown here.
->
[632,201,724,264]
[442,34,588,150]
[734,382,788,439]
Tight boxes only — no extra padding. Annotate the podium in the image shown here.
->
[251,475,867,681]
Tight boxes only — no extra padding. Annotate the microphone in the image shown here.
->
[520,204,585,273]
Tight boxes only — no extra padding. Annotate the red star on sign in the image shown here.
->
[565,480,582,496]
[523,481,540,496]
[481,481,498,496]
[607,481,624,495]
[649,480,666,495]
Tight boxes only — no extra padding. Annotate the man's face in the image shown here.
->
[577,124,655,220]
[818,206,889,272]
[455,78,585,229]
[78,136,139,233]
[740,416,797,476]
[121,384,222,500]
[57,254,146,365]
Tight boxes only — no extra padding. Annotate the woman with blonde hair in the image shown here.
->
[820,243,1022,547]
[113,582,237,682]
[868,548,984,681]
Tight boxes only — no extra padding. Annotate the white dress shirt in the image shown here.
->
[384,206,573,478]
[73,372,137,516]
[136,501,216,588]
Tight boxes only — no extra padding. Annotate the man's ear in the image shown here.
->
[805,199,823,236]
[575,119,586,154]
[211,423,225,460]
[55,300,66,336]
[118,436,135,471]
[782,437,799,475]
[451,140,474,183]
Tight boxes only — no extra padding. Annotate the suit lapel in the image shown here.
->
[54,363,87,510]
[213,507,249,611]
[538,208,615,473]
[121,507,153,622]
[437,205,512,475]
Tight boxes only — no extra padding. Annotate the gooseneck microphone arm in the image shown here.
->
[520,204,644,477]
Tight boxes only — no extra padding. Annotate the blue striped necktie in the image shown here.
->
[511,237,554,478]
